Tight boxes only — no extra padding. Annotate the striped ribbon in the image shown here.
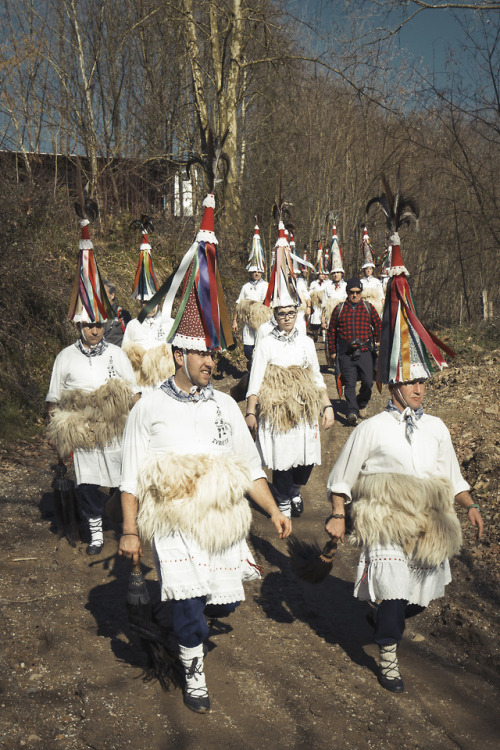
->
[68,250,112,322]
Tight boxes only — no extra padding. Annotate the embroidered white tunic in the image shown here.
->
[247,327,326,471]
[323,279,347,305]
[235,278,269,345]
[120,387,266,604]
[46,343,138,487]
[327,409,470,606]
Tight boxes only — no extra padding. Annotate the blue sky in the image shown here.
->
[286,1,473,74]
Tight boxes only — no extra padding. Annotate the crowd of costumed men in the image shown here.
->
[46,173,483,714]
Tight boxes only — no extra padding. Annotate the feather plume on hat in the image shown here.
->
[367,172,455,384]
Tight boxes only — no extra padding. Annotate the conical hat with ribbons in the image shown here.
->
[132,230,159,301]
[158,193,234,351]
[67,219,113,323]
[264,222,301,308]
[377,232,455,384]
[246,223,265,273]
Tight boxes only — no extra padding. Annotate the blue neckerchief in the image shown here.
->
[160,375,215,403]
[75,338,108,358]
[385,399,424,442]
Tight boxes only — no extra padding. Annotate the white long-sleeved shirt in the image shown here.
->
[327,408,469,500]
[46,342,138,401]
[247,327,326,397]
[46,341,138,486]
[120,386,265,497]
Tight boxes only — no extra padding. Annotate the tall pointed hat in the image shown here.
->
[130,216,159,301]
[366,174,455,384]
[330,225,344,273]
[361,226,375,269]
[314,240,329,274]
[246,221,265,273]
[157,193,234,351]
[67,200,112,323]
[264,221,301,308]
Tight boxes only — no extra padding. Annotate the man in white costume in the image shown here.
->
[309,270,329,342]
[232,223,270,364]
[47,216,139,555]
[325,234,483,694]
[246,223,334,519]
[321,225,347,333]
[291,244,312,336]
[119,194,291,715]
[122,221,175,391]
[326,379,483,692]
[360,227,384,314]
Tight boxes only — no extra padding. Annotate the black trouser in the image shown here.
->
[373,599,426,645]
[77,484,114,521]
[157,597,240,648]
[272,464,314,501]
[338,349,373,415]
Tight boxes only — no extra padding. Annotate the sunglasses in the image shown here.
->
[348,290,361,295]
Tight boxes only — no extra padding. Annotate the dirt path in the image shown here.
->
[1,343,499,750]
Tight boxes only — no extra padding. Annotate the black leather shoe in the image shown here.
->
[378,672,405,693]
[347,413,358,426]
[86,542,103,556]
[183,690,210,714]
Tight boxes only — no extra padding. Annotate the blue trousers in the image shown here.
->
[171,597,240,648]
[77,484,114,521]
[272,464,314,501]
[373,599,426,645]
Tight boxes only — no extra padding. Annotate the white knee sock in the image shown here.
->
[179,644,208,698]
[379,643,401,681]
[88,516,103,546]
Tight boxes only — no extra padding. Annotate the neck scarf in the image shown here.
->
[161,375,215,403]
[270,323,299,343]
[385,399,424,442]
[75,338,108,358]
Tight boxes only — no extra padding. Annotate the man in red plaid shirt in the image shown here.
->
[327,278,382,425]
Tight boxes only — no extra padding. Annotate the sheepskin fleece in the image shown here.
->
[237,299,273,330]
[349,473,462,567]
[258,364,323,433]
[323,298,342,326]
[310,290,324,308]
[361,288,383,317]
[136,452,253,553]
[47,378,133,459]
[122,341,174,387]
